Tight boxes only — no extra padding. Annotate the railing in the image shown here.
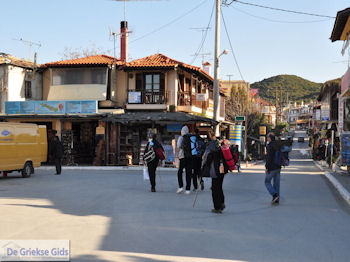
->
[177,91,204,108]
[128,91,166,104]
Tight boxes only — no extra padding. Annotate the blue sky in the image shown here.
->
[1,0,349,84]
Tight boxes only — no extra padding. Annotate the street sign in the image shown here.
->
[235,116,245,121]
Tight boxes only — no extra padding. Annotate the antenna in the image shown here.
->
[109,27,119,60]
[226,74,234,82]
[13,38,41,61]
[190,27,212,65]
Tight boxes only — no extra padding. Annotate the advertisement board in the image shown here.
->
[128,92,142,104]
[5,100,97,115]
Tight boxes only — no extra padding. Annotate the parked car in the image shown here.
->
[298,137,305,143]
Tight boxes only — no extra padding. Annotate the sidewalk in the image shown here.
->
[37,160,263,172]
[314,160,350,206]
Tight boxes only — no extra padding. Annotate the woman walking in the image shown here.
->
[144,133,165,192]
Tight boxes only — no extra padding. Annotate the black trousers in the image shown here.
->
[177,158,192,189]
[192,157,201,189]
[55,158,62,174]
[211,175,225,210]
[148,159,159,189]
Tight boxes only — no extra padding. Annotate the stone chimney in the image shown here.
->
[120,21,128,62]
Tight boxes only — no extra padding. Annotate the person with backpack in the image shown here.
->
[176,126,192,194]
[143,133,164,192]
[201,130,227,214]
[192,129,206,190]
[265,132,281,204]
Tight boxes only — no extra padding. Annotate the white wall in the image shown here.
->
[7,66,25,101]
[167,71,177,106]
[47,84,107,101]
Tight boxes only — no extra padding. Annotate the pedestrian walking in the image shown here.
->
[192,128,206,190]
[265,132,281,204]
[176,126,192,194]
[50,136,64,175]
[144,133,164,192]
[201,130,226,214]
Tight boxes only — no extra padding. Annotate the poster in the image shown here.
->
[342,133,350,165]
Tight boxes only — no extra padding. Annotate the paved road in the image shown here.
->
[1,137,350,261]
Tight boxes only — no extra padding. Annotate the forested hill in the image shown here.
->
[251,75,322,103]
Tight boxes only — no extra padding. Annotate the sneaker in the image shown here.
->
[271,194,279,204]
[211,209,222,214]
[200,181,204,191]
[184,190,190,195]
[176,188,183,194]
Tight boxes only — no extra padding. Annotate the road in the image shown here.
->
[1,133,350,262]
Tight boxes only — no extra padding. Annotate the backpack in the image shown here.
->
[182,134,192,158]
[195,137,206,157]
[144,145,156,164]
[156,147,165,160]
[221,144,236,171]
[274,150,289,167]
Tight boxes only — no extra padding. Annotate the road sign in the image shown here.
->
[235,116,245,121]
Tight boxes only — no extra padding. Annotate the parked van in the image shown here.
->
[0,122,47,177]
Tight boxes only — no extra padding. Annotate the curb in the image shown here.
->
[314,161,350,206]
[37,166,177,172]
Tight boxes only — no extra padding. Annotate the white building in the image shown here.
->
[0,53,42,114]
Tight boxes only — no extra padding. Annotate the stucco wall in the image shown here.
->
[116,70,127,107]
[47,84,107,101]
[167,71,177,106]
[7,66,25,102]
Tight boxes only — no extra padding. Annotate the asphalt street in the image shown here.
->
[1,133,350,262]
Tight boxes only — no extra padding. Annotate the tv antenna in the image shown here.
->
[13,38,41,61]
[111,0,164,21]
[191,27,212,65]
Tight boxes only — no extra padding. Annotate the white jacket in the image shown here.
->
[177,126,189,159]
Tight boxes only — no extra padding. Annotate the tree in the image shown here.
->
[60,43,112,60]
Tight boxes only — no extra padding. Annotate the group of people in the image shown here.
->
[143,126,241,214]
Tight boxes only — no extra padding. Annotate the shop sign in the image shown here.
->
[339,97,344,132]
[196,94,207,101]
[5,100,97,115]
[259,126,266,135]
[128,91,142,104]
[166,124,182,132]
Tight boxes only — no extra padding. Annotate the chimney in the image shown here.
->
[120,21,128,63]
[202,62,211,75]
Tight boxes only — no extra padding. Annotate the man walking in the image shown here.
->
[265,132,281,204]
[51,136,64,175]
[176,126,192,194]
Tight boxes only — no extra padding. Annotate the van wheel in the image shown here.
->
[22,162,32,178]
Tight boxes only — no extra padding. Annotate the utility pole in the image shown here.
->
[213,0,221,136]
[280,86,283,123]
[275,86,278,127]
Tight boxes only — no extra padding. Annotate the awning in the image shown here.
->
[101,112,219,125]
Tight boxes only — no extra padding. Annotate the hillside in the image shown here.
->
[251,75,322,103]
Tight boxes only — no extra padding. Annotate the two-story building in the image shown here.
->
[0,53,42,113]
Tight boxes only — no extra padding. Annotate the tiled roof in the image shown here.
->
[330,7,350,42]
[125,53,213,82]
[0,53,35,69]
[255,97,270,106]
[41,55,123,68]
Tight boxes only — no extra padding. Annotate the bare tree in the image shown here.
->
[60,43,112,60]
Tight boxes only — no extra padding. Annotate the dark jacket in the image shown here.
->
[51,137,64,159]
[144,139,164,164]
[265,140,281,172]
[201,140,224,178]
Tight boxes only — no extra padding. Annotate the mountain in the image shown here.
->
[251,75,322,104]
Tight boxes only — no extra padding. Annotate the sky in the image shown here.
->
[1,0,349,84]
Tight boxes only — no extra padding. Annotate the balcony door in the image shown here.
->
[135,73,165,104]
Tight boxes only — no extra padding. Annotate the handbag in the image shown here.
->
[156,147,166,160]
[143,166,149,180]
[144,146,156,164]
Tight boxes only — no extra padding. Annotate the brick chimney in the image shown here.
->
[202,62,211,75]
[120,21,128,62]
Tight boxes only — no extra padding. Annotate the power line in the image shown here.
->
[129,0,209,44]
[230,5,333,24]
[190,1,215,65]
[221,9,244,81]
[223,0,335,19]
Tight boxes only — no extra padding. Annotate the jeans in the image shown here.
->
[177,158,192,190]
[265,169,281,196]
[148,159,159,189]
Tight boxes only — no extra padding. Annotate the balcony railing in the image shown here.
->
[128,91,166,104]
[177,91,205,108]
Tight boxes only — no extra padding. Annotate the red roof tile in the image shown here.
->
[125,53,213,82]
[41,55,123,68]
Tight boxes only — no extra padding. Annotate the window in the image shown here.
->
[133,73,165,104]
[25,81,32,99]
[52,68,107,85]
